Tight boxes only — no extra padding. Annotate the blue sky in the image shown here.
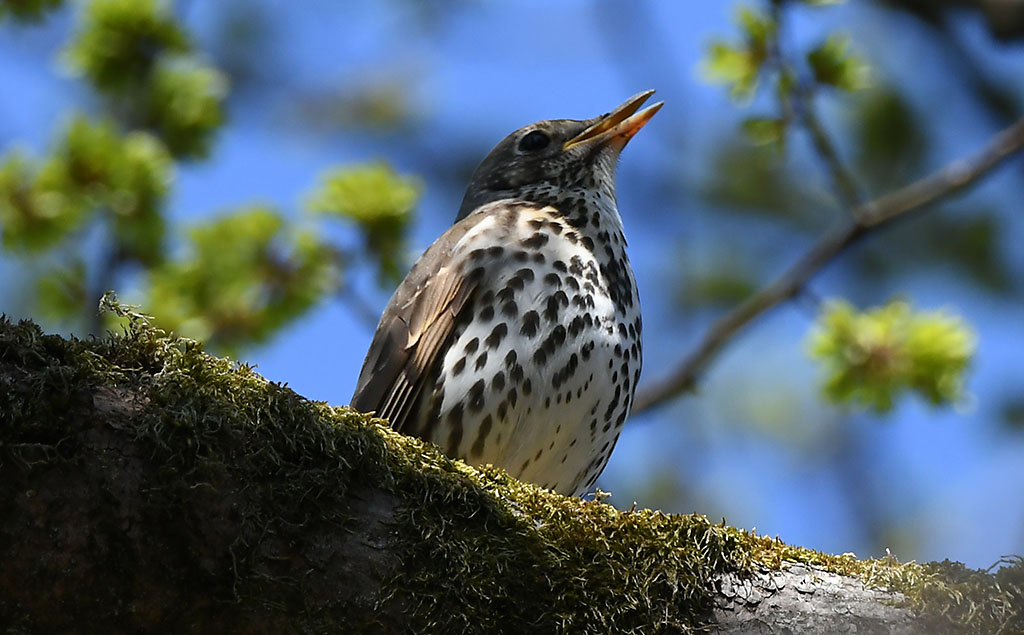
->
[3,1,1023,569]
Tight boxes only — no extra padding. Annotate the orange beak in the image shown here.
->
[563,90,663,151]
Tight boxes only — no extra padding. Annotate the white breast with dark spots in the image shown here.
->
[425,199,641,496]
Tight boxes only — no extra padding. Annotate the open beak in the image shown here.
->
[563,90,663,151]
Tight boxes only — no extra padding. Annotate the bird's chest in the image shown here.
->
[427,210,641,494]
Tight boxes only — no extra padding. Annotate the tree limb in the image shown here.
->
[2,316,1020,633]
[632,115,1024,414]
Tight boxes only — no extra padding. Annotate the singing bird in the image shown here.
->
[351,91,661,496]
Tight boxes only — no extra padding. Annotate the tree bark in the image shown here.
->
[0,317,1018,634]
[712,565,921,633]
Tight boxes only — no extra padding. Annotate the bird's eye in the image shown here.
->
[518,130,551,153]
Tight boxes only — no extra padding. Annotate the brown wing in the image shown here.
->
[350,214,485,434]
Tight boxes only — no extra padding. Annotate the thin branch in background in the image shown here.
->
[793,82,865,210]
[631,115,1024,415]
[769,0,864,211]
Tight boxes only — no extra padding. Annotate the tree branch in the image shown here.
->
[632,115,1024,415]
[793,82,865,210]
[2,316,1020,633]
[769,0,864,211]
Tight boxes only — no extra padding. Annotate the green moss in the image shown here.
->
[0,301,1020,633]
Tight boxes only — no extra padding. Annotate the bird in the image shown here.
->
[351,91,662,496]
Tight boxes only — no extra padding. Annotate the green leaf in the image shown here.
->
[737,6,774,54]
[700,6,776,101]
[0,151,88,251]
[307,162,420,224]
[64,0,190,92]
[0,116,169,254]
[807,299,976,413]
[306,162,420,283]
[0,116,169,253]
[702,43,758,100]
[806,34,870,92]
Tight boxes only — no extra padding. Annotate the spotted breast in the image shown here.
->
[351,91,660,496]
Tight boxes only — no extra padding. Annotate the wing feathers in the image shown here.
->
[351,217,488,435]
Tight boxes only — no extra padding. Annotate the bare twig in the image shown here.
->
[631,115,1024,415]
[794,82,865,209]
[769,0,864,210]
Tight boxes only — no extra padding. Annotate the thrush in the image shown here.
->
[351,91,661,496]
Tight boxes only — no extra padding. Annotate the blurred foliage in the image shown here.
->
[701,6,775,101]
[808,299,975,412]
[699,138,836,226]
[60,117,173,263]
[0,0,418,352]
[703,1,867,105]
[806,34,870,92]
[675,255,760,311]
[741,116,788,149]
[307,162,420,284]
[702,0,869,151]
[850,88,928,191]
[0,151,87,251]
[0,0,64,21]
[63,0,190,93]
[855,211,1015,294]
[0,116,172,256]
[693,0,1022,426]
[62,0,223,159]
[144,58,228,158]
[146,207,340,352]
[36,260,88,322]
[291,80,419,133]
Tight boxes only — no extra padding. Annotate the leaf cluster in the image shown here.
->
[702,0,869,151]
[307,163,421,284]
[1,1,419,350]
[807,299,975,412]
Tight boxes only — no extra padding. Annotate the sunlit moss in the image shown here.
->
[0,303,1018,632]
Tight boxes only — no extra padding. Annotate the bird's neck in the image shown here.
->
[517,183,625,238]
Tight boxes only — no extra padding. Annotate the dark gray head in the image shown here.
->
[456,90,662,222]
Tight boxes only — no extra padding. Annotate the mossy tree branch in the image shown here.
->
[0,316,1020,633]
